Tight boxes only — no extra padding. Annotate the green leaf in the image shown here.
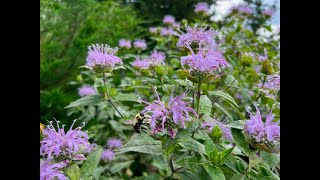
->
[155,65,168,76]
[203,164,226,180]
[231,174,245,180]
[65,95,103,108]
[116,135,162,155]
[213,103,234,121]
[176,156,199,170]
[179,170,202,180]
[162,138,176,164]
[64,164,80,180]
[221,146,235,161]
[145,173,162,180]
[110,160,134,174]
[80,148,103,180]
[227,120,246,130]
[231,128,250,156]
[260,151,280,168]
[203,133,216,158]
[236,161,245,173]
[113,93,137,102]
[178,136,205,154]
[198,95,212,115]
[208,91,239,108]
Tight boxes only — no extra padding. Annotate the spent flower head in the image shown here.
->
[262,9,275,18]
[149,27,158,34]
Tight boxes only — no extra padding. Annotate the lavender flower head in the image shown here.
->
[194,2,210,15]
[149,50,166,66]
[262,9,275,17]
[118,39,132,49]
[244,103,280,152]
[181,43,228,74]
[78,85,96,97]
[101,149,115,161]
[267,74,280,91]
[237,5,253,15]
[86,44,122,72]
[160,27,175,37]
[107,138,122,149]
[201,120,233,141]
[176,25,217,48]
[149,27,158,34]
[40,158,67,180]
[163,15,175,25]
[133,39,147,51]
[40,119,91,158]
[138,87,197,138]
[132,57,150,69]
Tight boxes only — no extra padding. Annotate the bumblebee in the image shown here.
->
[124,112,151,133]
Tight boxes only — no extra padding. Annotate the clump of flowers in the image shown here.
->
[262,9,275,18]
[101,138,122,161]
[194,2,210,16]
[40,158,68,180]
[138,87,197,138]
[78,85,96,97]
[202,120,233,141]
[132,57,150,69]
[133,39,147,51]
[149,50,166,67]
[118,39,132,49]
[86,44,123,73]
[176,25,217,48]
[149,27,158,34]
[160,27,175,37]
[244,103,280,153]
[180,43,228,79]
[163,15,175,26]
[40,119,91,158]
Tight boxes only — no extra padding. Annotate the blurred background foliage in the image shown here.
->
[40,0,145,122]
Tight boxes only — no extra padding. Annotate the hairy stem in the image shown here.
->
[212,66,246,105]
[102,73,124,118]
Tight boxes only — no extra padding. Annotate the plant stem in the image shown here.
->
[102,73,124,118]
[196,82,202,117]
[212,66,246,105]
[169,157,174,177]
[255,76,267,102]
